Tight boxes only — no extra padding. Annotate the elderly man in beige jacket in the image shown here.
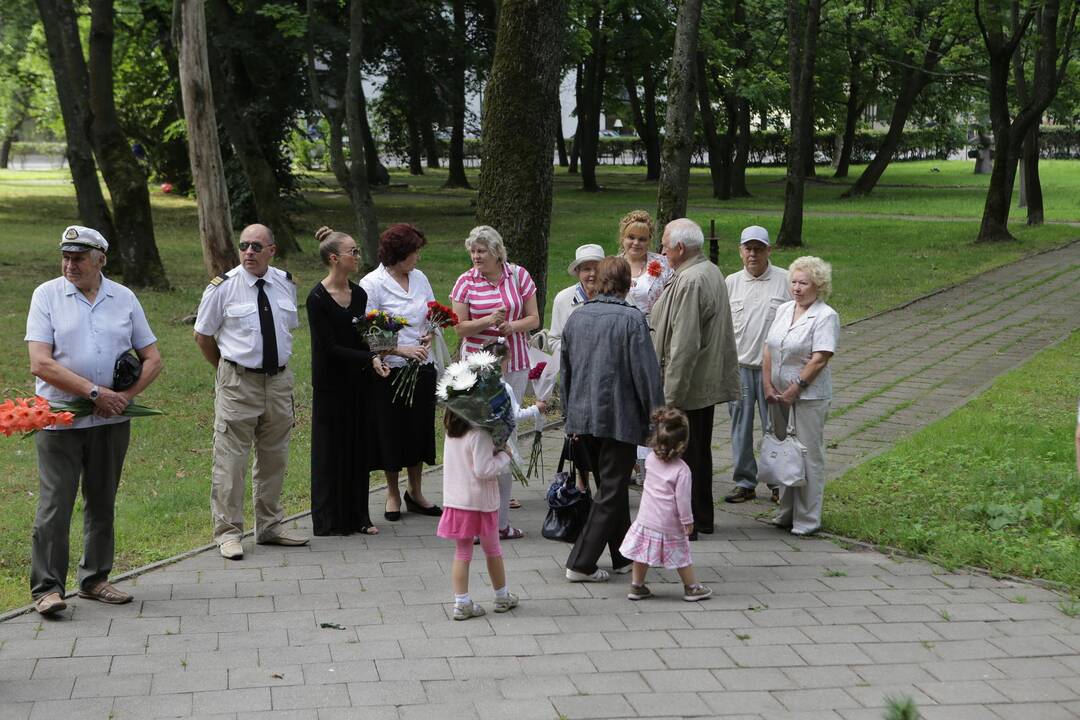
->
[651,218,740,540]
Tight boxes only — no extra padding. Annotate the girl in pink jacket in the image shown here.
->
[619,407,713,602]
[436,408,518,620]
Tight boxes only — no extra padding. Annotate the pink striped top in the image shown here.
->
[450,263,536,372]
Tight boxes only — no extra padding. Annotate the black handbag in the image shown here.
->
[541,452,591,543]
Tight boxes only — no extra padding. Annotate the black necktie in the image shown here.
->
[255,279,279,371]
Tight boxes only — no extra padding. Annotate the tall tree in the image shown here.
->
[175,0,237,277]
[477,0,567,322]
[444,0,471,187]
[841,2,955,197]
[34,0,116,248]
[832,0,875,179]
[207,0,301,256]
[777,0,822,247]
[88,0,168,288]
[346,0,380,267]
[615,1,669,181]
[577,1,608,192]
[975,0,1077,241]
[696,51,731,200]
[1012,0,1079,225]
[656,0,704,231]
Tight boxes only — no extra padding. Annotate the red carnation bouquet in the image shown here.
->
[390,301,459,406]
[647,259,663,277]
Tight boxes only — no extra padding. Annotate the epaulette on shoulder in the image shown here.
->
[208,272,229,288]
[284,270,295,283]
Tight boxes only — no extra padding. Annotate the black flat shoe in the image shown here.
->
[404,492,442,516]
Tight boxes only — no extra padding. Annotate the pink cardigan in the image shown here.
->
[441,429,512,512]
[635,454,694,534]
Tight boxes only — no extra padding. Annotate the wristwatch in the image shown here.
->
[796,377,810,389]
[88,385,100,401]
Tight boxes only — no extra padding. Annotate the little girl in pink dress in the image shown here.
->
[619,407,713,601]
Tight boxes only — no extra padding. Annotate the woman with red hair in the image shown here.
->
[360,224,443,522]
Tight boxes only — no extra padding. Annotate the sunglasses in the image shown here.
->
[335,247,361,257]
[239,241,269,253]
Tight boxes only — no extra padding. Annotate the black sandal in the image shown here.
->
[359,525,379,535]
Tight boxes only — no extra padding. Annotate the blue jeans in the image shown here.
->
[728,366,776,491]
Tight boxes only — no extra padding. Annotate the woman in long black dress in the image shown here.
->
[307,227,390,535]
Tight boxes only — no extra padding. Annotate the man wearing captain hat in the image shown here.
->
[24,225,163,615]
[723,225,792,505]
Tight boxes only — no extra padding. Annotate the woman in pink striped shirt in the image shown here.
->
[450,226,540,400]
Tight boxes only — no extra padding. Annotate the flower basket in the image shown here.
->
[365,326,399,352]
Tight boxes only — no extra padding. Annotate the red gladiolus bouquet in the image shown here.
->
[524,361,549,480]
[390,301,459,406]
[0,396,74,436]
[647,259,663,277]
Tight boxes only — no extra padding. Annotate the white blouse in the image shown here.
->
[765,299,840,401]
[359,265,436,368]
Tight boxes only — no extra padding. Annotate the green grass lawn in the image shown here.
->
[0,159,1077,611]
[825,330,1080,592]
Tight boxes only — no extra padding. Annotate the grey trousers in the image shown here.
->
[729,366,777,490]
[771,400,830,534]
[31,422,131,599]
[211,362,294,544]
[497,471,513,531]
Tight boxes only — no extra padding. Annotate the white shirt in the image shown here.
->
[765,299,840,401]
[25,274,157,429]
[546,283,588,357]
[194,265,299,368]
[726,263,792,367]
[360,265,436,368]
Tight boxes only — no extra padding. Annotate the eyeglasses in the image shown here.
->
[239,242,268,253]
[335,248,361,257]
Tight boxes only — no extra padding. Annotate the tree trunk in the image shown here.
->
[977,48,1017,242]
[731,97,751,196]
[35,0,116,244]
[88,0,169,288]
[346,0,379,269]
[406,113,424,175]
[696,52,728,200]
[729,0,751,196]
[1021,117,1043,225]
[778,0,822,248]
[656,0,704,231]
[834,57,862,178]
[568,63,582,174]
[357,83,387,185]
[842,36,943,197]
[477,0,567,325]
[555,94,569,167]
[422,121,440,169]
[444,0,471,188]
[0,134,12,169]
[624,67,660,181]
[175,0,236,277]
[578,3,607,193]
[326,112,351,192]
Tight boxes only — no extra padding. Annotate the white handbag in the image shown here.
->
[758,406,808,488]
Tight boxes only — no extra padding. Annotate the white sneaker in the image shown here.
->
[566,568,610,583]
[219,539,244,560]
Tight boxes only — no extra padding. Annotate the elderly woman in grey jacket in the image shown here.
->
[560,256,665,583]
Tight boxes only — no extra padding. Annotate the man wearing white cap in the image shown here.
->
[723,225,791,504]
[25,226,163,615]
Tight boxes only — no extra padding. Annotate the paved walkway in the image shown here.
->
[1,242,1078,720]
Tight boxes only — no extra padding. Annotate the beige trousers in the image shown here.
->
[211,361,294,544]
[771,399,829,534]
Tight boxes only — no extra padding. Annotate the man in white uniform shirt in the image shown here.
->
[25,226,162,615]
[194,224,307,559]
[723,226,792,504]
